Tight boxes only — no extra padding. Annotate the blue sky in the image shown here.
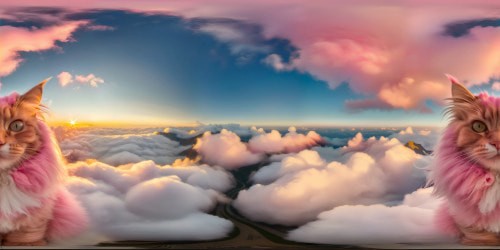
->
[1,5,498,127]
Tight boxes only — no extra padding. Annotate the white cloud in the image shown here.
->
[262,54,293,71]
[191,126,324,169]
[251,150,326,185]
[66,160,234,241]
[288,188,455,245]
[399,127,414,135]
[197,22,269,54]
[56,72,104,88]
[248,127,324,154]
[234,133,428,226]
[56,127,188,166]
[193,129,264,169]
[492,81,500,91]
[68,160,234,192]
[52,124,450,245]
[75,74,104,87]
[390,126,442,150]
[57,71,73,87]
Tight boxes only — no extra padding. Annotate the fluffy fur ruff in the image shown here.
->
[0,93,88,244]
[430,123,500,240]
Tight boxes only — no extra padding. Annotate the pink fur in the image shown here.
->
[478,92,500,107]
[435,203,461,237]
[432,121,500,234]
[11,121,66,195]
[0,93,88,241]
[0,92,19,106]
[47,188,89,240]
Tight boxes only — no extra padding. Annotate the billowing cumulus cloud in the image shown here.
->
[52,126,235,242]
[56,127,188,165]
[147,0,500,112]
[4,1,498,111]
[250,150,326,185]
[234,133,428,226]
[248,127,324,154]
[192,126,324,169]
[193,129,265,169]
[288,188,455,245]
[0,21,86,77]
[209,1,499,113]
[66,160,234,241]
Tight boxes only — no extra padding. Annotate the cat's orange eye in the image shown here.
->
[9,120,24,132]
[471,120,487,133]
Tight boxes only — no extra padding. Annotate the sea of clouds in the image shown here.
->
[54,124,452,245]
[55,127,189,165]
[233,132,454,244]
[65,160,234,242]
[54,126,235,243]
[234,133,430,226]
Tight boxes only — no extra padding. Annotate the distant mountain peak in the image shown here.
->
[405,141,432,155]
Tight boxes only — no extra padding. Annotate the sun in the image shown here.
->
[69,120,77,126]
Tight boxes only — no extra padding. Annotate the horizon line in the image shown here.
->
[46,119,444,129]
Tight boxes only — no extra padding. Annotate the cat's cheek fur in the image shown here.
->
[456,126,482,148]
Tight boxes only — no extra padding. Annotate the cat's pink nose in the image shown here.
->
[491,142,500,150]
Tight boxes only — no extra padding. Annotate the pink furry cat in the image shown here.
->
[431,75,500,245]
[0,80,87,246]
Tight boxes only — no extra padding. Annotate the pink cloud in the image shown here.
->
[0,21,86,77]
[160,0,500,111]
[2,1,500,111]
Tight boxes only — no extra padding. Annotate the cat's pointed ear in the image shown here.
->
[18,78,49,108]
[447,74,474,101]
[446,74,476,121]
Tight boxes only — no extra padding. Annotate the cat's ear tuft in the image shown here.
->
[447,74,474,101]
[19,78,50,107]
[445,74,476,121]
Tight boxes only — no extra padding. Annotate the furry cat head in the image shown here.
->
[0,80,47,171]
[445,75,500,171]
